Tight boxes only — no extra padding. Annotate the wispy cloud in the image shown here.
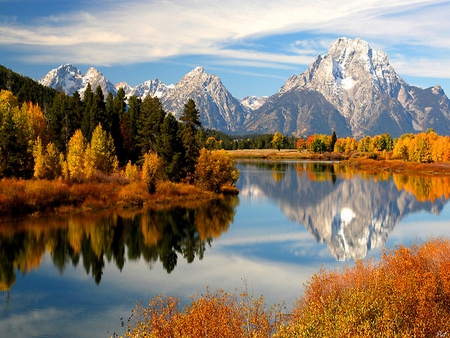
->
[1,0,449,81]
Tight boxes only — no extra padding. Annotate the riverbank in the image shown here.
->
[0,178,238,221]
[227,149,450,175]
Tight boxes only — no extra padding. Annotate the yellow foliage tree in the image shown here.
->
[84,124,118,178]
[142,151,162,194]
[66,129,86,181]
[195,148,240,193]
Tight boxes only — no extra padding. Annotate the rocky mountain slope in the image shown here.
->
[248,37,450,137]
[39,37,450,137]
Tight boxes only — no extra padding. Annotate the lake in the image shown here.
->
[1,160,450,337]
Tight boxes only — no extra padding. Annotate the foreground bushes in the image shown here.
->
[116,238,450,337]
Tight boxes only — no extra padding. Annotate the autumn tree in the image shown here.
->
[195,148,240,193]
[272,132,286,151]
[33,137,62,180]
[142,151,162,194]
[84,123,118,178]
[66,129,86,181]
[0,90,34,178]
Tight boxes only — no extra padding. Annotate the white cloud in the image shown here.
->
[1,0,448,64]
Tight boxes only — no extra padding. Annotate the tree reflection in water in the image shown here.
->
[0,196,238,290]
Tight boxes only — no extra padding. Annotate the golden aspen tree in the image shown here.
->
[142,151,162,194]
[23,102,47,143]
[195,148,239,193]
[86,123,119,176]
[67,129,86,181]
[32,137,46,179]
[125,160,138,181]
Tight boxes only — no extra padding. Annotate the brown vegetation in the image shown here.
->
[116,238,450,337]
[0,177,232,220]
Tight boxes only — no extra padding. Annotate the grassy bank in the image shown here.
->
[228,149,450,175]
[0,178,236,220]
[115,238,450,338]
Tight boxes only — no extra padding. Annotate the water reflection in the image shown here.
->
[237,160,450,261]
[0,197,238,291]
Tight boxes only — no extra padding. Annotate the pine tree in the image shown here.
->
[180,99,202,180]
[159,113,183,181]
[81,83,94,140]
[137,95,166,155]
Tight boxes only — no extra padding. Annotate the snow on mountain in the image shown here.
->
[253,37,450,137]
[161,67,247,131]
[240,96,268,111]
[39,64,116,98]
[38,40,450,136]
[38,64,84,96]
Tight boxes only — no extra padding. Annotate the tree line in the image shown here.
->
[0,88,239,193]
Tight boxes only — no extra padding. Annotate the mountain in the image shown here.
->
[248,37,450,137]
[38,38,450,137]
[38,64,117,98]
[161,67,247,132]
[115,79,173,99]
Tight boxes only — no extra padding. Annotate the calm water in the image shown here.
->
[2,160,450,337]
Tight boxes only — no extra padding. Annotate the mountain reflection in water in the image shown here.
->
[0,197,238,291]
[237,161,450,261]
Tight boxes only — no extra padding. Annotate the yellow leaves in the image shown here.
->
[142,152,162,194]
[195,148,240,193]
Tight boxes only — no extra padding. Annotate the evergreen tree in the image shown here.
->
[159,113,184,181]
[120,96,140,163]
[180,99,201,180]
[47,92,68,152]
[137,95,166,155]
[81,83,94,140]
[112,87,126,163]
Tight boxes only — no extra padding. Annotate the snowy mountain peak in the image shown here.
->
[39,64,116,97]
[38,64,83,95]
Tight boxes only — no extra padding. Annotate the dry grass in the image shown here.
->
[0,178,228,220]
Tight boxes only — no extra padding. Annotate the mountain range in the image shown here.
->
[38,37,450,137]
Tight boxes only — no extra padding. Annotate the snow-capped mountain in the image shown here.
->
[39,64,117,98]
[161,67,247,132]
[38,64,84,96]
[248,37,450,136]
[115,79,173,99]
[39,38,450,136]
[240,95,268,111]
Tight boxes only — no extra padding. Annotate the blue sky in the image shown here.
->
[1,0,450,98]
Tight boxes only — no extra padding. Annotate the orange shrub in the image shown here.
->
[120,288,285,338]
[277,238,450,337]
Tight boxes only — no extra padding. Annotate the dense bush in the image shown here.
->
[116,238,450,338]
[277,238,450,337]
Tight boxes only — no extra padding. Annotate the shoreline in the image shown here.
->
[227,149,450,175]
